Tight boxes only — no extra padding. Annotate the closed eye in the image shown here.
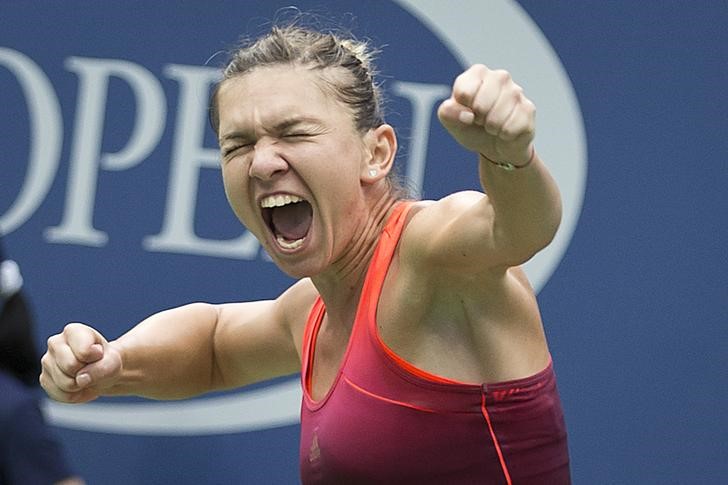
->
[222,143,253,157]
[283,132,316,140]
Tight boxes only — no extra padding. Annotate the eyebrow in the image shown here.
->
[219,130,251,144]
[219,116,324,143]
[273,117,314,132]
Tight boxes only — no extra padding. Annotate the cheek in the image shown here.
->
[318,147,361,182]
[222,164,252,220]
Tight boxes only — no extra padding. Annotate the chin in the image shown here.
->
[268,255,314,280]
[279,256,332,280]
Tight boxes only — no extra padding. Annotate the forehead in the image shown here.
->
[216,65,351,133]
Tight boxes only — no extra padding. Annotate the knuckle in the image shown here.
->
[511,87,524,102]
[493,69,511,84]
[59,358,82,376]
[46,333,60,350]
[500,125,520,140]
[57,374,80,392]
[63,322,89,338]
[471,97,490,115]
[39,376,65,402]
[40,352,52,370]
[484,122,500,136]
[39,368,83,401]
[452,85,473,105]
[52,348,82,375]
[470,63,489,76]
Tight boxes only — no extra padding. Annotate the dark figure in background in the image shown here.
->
[0,238,84,485]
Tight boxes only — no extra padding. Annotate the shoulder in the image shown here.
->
[399,191,495,271]
[412,191,486,215]
[276,278,319,331]
[277,278,318,311]
[403,191,489,240]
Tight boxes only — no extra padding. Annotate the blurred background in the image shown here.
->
[1,1,725,483]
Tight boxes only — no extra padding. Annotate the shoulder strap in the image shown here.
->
[300,201,415,391]
[359,202,415,323]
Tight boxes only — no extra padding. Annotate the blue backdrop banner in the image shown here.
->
[1,1,725,483]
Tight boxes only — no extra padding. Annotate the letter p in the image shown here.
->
[46,57,166,246]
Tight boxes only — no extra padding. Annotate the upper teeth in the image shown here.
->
[260,194,303,208]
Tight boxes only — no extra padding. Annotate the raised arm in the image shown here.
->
[405,64,562,270]
[40,280,314,403]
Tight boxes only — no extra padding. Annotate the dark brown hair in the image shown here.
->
[208,24,384,135]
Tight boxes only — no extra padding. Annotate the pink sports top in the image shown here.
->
[299,202,570,484]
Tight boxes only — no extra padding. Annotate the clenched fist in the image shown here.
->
[438,64,535,167]
[40,323,122,403]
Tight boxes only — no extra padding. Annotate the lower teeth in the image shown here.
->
[276,235,305,249]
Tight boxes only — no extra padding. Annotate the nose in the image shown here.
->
[248,140,288,181]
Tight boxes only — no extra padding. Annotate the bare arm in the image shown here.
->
[403,65,561,271]
[109,300,300,399]
[40,281,314,403]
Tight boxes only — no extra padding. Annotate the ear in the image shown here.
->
[361,124,397,185]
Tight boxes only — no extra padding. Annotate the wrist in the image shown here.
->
[480,146,535,171]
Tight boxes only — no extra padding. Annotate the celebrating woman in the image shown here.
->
[41,24,570,484]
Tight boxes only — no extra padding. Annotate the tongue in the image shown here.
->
[271,202,312,241]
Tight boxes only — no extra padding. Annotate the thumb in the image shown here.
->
[75,343,122,389]
[438,97,476,127]
[82,343,104,362]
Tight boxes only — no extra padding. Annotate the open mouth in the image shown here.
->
[260,194,313,250]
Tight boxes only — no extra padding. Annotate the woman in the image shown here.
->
[40,25,570,483]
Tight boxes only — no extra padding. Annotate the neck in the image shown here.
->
[311,190,398,327]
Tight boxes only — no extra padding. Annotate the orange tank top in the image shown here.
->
[299,202,570,484]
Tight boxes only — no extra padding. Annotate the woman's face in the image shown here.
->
[216,65,372,278]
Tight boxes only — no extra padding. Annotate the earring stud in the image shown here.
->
[369,169,377,177]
